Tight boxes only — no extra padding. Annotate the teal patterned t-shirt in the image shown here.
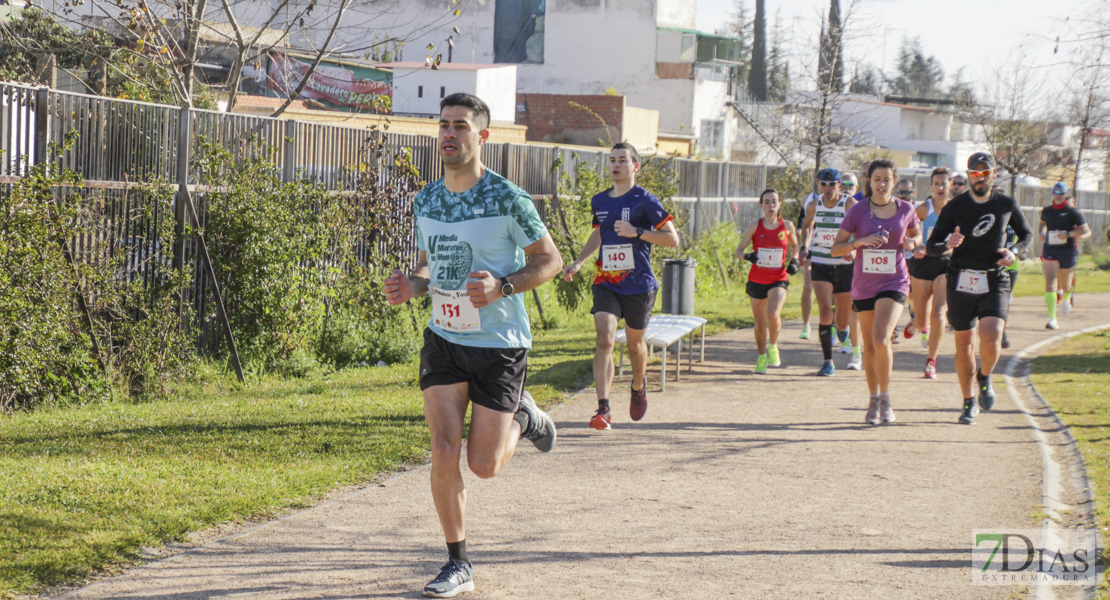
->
[415,169,547,349]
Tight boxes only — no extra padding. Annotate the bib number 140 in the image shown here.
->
[602,244,635,271]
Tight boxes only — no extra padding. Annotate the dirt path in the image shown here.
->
[55,294,1110,600]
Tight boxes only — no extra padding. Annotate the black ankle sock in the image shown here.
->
[513,409,530,433]
[598,399,610,412]
[819,324,833,360]
[447,540,469,563]
[976,370,989,383]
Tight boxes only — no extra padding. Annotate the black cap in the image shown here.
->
[967,152,996,170]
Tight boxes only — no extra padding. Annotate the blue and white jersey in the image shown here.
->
[414,169,548,349]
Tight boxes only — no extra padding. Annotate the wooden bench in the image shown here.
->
[614,314,707,391]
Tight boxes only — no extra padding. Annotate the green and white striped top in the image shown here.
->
[809,195,851,266]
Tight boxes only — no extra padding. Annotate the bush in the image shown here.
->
[0,137,194,409]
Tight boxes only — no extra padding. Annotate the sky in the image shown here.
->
[695,0,1096,88]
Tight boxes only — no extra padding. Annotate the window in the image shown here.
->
[418,86,423,98]
[494,0,544,64]
[699,119,724,153]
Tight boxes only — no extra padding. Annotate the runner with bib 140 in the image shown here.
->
[383,93,563,598]
[736,188,800,374]
[562,142,679,430]
[925,152,1033,425]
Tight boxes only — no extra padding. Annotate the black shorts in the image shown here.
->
[907,255,949,282]
[746,279,789,300]
[1042,246,1079,269]
[419,328,528,413]
[810,262,854,294]
[852,290,908,312]
[591,284,656,330]
[945,268,1012,331]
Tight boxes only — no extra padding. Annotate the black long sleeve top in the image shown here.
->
[926,190,1033,270]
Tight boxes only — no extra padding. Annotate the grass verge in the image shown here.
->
[1030,329,1110,594]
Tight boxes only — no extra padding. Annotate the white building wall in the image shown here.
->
[654,0,696,28]
[474,67,518,122]
[391,69,478,117]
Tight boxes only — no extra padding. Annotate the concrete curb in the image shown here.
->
[1003,321,1110,600]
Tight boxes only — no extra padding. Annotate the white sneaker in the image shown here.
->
[1060,301,1072,316]
[1046,319,1060,330]
[838,342,852,354]
[846,354,863,370]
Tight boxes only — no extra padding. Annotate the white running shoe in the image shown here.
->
[838,341,852,354]
[1060,301,1072,316]
[1046,319,1060,330]
[846,354,863,370]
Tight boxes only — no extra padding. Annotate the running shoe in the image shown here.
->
[1060,300,1072,316]
[424,558,474,598]
[755,353,768,375]
[958,399,978,425]
[767,345,781,367]
[1046,319,1059,330]
[891,327,902,344]
[799,323,811,339]
[846,353,862,370]
[588,407,611,431]
[865,395,881,425]
[517,391,556,452]
[924,358,936,380]
[903,323,916,339]
[1001,333,1010,349]
[978,374,996,411]
[879,394,896,423]
[817,361,835,377]
[920,330,930,349]
[630,377,647,421]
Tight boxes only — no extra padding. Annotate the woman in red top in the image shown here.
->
[735,188,800,374]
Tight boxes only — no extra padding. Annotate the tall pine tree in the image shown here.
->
[747,0,767,100]
[767,9,790,101]
[819,0,844,93]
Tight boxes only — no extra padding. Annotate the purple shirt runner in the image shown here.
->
[839,199,920,301]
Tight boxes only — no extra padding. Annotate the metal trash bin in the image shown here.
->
[661,258,696,315]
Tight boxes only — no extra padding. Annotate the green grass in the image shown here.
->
[1030,330,1110,595]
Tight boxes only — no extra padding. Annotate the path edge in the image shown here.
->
[1003,321,1110,600]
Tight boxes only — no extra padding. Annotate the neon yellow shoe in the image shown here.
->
[755,353,768,375]
[767,345,781,367]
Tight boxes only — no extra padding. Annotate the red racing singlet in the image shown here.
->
[748,218,790,284]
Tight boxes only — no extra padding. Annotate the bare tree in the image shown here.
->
[961,50,1059,194]
[1056,2,1110,191]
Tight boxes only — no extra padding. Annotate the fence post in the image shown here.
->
[758,165,767,196]
[173,106,190,286]
[33,87,49,170]
[283,119,297,182]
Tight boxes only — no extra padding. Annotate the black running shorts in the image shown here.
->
[907,255,949,282]
[1042,246,1079,269]
[810,262,854,294]
[591,284,656,330]
[746,279,789,300]
[852,290,908,312]
[945,268,1011,331]
[419,328,528,413]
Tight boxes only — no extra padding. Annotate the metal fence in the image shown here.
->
[3,81,1109,347]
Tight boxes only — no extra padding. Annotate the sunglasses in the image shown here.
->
[820,180,839,186]
[968,169,993,178]
[841,181,857,187]
[952,180,967,186]
[895,189,914,196]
